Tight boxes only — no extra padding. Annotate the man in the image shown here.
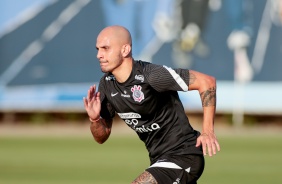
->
[83,25,220,184]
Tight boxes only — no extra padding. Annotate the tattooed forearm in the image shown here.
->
[131,171,158,184]
[200,87,216,107]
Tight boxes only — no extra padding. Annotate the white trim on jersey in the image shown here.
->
[149,162,191,173]
[163,65,189,91]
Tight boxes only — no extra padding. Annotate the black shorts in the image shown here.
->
[146,154,205,184]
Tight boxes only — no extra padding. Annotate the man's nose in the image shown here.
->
[97,51,102,59]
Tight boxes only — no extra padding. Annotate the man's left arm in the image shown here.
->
[187,70,220,156]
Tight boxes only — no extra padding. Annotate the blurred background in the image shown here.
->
[0,0,282,184]
[1,0,282,123]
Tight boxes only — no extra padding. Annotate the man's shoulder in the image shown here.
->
[134,60,162,72]
[134,60,152,67]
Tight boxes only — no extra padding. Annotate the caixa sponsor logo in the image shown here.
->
[125,119,160,133]
[117,112,141,119]
[134,123,160,133]
[117,112,160,133]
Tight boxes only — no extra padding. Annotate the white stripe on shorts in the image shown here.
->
[149,162,191,173]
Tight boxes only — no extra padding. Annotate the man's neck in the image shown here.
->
[112,58,133,83]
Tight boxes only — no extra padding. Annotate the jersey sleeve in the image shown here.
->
[144,64,190,92]
[98,78,116,119]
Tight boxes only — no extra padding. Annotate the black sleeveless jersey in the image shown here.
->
[98,60,202,163]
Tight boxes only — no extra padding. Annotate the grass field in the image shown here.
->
[0,124,282,184]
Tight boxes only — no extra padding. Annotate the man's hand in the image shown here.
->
[196,132,220,156]
[83,85,101,120]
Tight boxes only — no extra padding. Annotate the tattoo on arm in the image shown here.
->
[131,171,158,184]
[200,87,216,107]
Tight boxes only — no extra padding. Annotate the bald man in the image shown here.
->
[83,25,220,184]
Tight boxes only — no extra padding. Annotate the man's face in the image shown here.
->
[96,33,123,73]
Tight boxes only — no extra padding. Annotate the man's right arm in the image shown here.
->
[89,117,113,144]
[83,84,113,144]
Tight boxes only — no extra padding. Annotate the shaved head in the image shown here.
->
[98,25,132,49]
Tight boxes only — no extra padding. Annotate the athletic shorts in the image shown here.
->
[146,154,205,184]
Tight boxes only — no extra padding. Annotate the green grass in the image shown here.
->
[200,135,282,184]
[0,133,282,184]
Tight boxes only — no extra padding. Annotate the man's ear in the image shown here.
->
[122,44,131,57]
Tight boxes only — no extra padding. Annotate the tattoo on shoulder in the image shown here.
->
[188,72,196,85]
[132,171,158,184]
[200,87,216,107]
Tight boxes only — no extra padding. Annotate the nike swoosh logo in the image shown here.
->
[111,92,118,97]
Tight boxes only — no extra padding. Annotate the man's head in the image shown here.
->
[96,25,132,73]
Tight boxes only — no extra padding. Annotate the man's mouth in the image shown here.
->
[99,60,107,64]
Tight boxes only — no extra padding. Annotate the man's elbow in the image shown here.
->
[91,129,111,144]
[209,76,216,87]
[94,138,106,144]
[93,136,109,144]
[203,75,216,87]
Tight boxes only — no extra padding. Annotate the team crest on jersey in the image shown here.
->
[131,85,144,102]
